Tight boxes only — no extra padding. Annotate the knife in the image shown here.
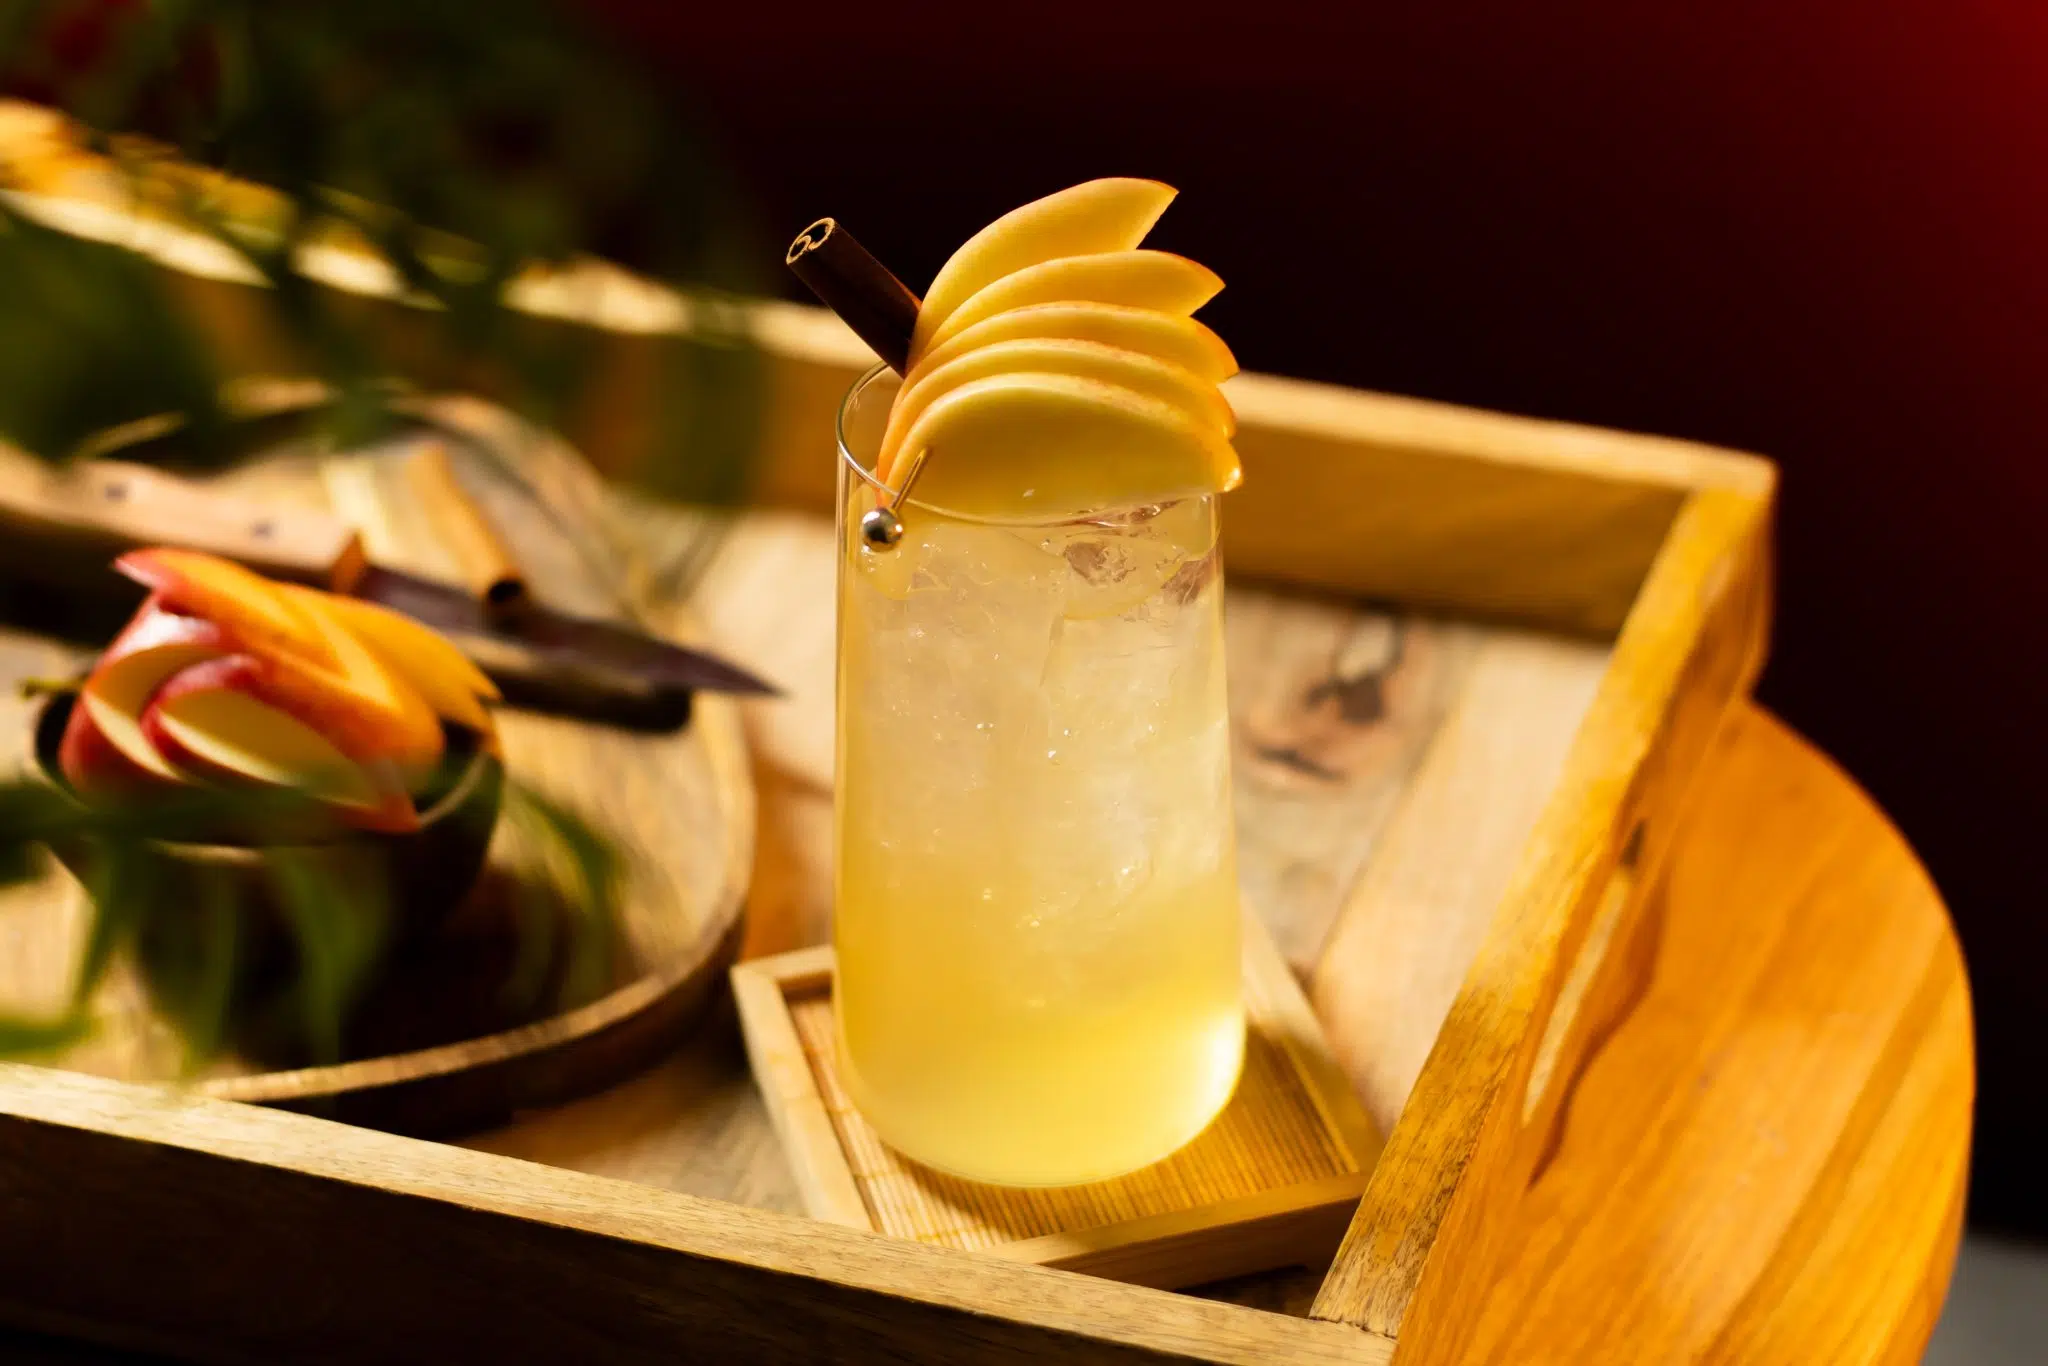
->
[0,454,776,719]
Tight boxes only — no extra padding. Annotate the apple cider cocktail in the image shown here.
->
[830,180,1249,1186]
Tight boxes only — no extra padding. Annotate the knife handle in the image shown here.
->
[0,455,369,591]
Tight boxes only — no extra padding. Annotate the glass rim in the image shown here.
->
[835,362,1202,529]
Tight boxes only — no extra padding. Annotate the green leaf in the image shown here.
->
[0,1011,91,1058]
[268,849,392,1066]
[2,1,766,486]
[0,780,72,887]
[497,856,561,1017]
[504,783,620,1010]
[70,836,152,1008]
[177,869,242,1072]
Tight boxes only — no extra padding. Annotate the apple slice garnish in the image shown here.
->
[892,372,1241,521]
[66,601,232,786]
[911,302,1239,386]
[275,586,445,779]
[279,587,498,734]
[876,339,1234,488]
[116,548,336,669]
[910,178,1177,362]
[140,656,418,833]
[115,549,443,779]
[57,691,173,796]
[915,251,1224,364]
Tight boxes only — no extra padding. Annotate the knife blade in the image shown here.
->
[0,452,777,713]
[354,564,773,694]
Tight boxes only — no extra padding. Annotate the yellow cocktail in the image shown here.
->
[822,177,1247,1186]
[834,367,1244,1186]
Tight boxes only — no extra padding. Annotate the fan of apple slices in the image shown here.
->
[877,178,1243,519]
[57,548,499,834]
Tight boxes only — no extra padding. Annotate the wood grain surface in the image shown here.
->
[1309,487,1772,1355]
[0,702,1967,1366]
[0,407,753,1134]
[1458,706,1972,1365]
[0,1061,1394,1366]
[463,506,1552,1225]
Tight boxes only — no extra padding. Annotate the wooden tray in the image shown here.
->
[0,111,1776,1365]
[0,395,753,1135]
[732,915,1379,1290]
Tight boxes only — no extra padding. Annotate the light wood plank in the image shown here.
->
[730,949,869,1229]
[1456,708,1972,1365]
[1228,603,1484,973]
[1310,487,1772,1357]
[1309,629,1610,1131]
[0,1064,1393,1366]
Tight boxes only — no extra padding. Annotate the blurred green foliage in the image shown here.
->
[0,753,623,1069]
[0,0,765,500]
[0,2,743,1062]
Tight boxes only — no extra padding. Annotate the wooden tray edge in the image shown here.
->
[1308,483,1773,1349]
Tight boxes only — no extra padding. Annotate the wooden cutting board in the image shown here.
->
[0,396,753,1135]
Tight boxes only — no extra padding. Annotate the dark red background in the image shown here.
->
[598,1,2046,1230]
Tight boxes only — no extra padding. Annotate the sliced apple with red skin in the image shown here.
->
[116,548,335,668]
[62,600,232,788]
[279,586,497,735]
[63,598,441,799]
[139,656,418,833]
[57,690,171,796]
[113,549,443,779]
[276,585,445,780]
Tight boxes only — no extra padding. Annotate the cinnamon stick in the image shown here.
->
[405,442,529,622]
[785,218,921,374]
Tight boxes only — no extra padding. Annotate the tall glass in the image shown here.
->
[833,366,1244,1187]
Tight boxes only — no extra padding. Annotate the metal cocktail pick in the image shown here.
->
[858,447,929,552]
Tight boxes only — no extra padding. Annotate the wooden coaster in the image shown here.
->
[732,915,1380,1289]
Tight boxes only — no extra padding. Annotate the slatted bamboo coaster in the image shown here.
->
[732,914,1380,1289]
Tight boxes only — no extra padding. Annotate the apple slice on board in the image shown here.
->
[891,372,1241,521]
[910,178,1176,363]
[115,547,335,668]
[280,585,445,779]
[65,602,231,785]
[140,656,417,833]
[116,548,443,778]
[58,687,174,796]
[876,339,1234,488]
[289,588,498,702]
[916,251,1224,362]
[912,302,1239,386]
[281,587,498,735]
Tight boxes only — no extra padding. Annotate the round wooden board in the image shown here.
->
[0,395,753,1135]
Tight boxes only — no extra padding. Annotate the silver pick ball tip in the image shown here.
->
[860,507,905,549]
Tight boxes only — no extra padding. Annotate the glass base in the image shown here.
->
[838,1015,1247,1189]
